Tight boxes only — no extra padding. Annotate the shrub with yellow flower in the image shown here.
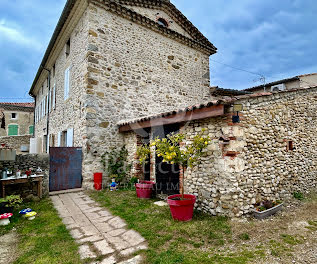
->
[136,129,210,199]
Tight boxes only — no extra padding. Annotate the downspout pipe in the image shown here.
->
[41,65,51,153]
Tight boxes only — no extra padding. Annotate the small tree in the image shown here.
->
[137,129,210,199]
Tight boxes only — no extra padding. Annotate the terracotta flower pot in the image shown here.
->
[167,194,196,222]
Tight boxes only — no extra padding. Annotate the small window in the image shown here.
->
[66,38,70,57]
[11,113,17,119]
[62,131,67,147]
[8,124,18,136]
[52,63,56,77]
[157,18,169,27]
[287,140,294,151]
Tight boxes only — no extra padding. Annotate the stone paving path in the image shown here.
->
[51,192,147,264]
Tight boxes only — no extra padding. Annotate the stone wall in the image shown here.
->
[33,1,215,188]
[182,87,317,217]
[81,2,212,187]
[0,135,32,154]
[0,154,49,198]
[0,110,34,137]
[34,10,89,152]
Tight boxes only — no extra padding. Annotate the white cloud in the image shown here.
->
[0,19,43,50]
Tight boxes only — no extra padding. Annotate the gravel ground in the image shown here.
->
[231,194,317,263]
[0,230,18,264]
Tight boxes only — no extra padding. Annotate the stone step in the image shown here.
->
[49,188,84,196]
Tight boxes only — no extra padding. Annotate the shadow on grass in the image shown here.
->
[90,189,264,264]
[0,198,81,264]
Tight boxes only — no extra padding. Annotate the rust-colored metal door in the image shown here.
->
[49,147,82,191]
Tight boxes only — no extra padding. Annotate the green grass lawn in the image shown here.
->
[0,198,81,264]
[90,190,265,264]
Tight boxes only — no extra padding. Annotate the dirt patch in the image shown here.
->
[231,196,317,263]
[0,230,18,264]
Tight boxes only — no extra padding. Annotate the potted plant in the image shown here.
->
[253,200,283,220]
[135,145,155,199]
[138,130,210,221]
[0,195,23,214]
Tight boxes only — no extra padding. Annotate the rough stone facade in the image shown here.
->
[179,87,317,217]
[82,2,212,187]
[31,0,214,189]
[0,105,34,137]
[34,9,89,153]
[0,135,32,154]
[0,154,49,197]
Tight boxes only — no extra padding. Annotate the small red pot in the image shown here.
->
[94,172,103,190]
[167,194,196,222]
[135,181,155,199]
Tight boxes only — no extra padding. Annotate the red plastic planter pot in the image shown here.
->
[135,181,155,199]
[167,194,196,222]
[94,173,103,190]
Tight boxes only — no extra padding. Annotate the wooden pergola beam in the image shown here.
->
[119,104,225,132]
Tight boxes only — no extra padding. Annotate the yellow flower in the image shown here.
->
[169,146,174,151]
[205,141,208,145]
[172,152,177,156]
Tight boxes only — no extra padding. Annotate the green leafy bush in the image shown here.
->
[293,191,304,200]
[101,146,132,183]
[0,195,23,208]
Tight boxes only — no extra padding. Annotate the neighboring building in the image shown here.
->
[29,0,216,188]
[0,102,34,153]
[245,73,317,93]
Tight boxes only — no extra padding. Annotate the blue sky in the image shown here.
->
[0,0,316,101]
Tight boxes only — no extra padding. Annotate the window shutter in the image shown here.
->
[57,132,61,147]
[66,128,74,147]
[53,85,56,109]
[8,124,18,136]
[29,125,34,135]
[64,67,70,100]
[46,95,49,114]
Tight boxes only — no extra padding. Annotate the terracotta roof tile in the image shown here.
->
[0,102,34,108]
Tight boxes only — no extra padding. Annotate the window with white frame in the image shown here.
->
[64,67,70,100]
[11,113,18,119]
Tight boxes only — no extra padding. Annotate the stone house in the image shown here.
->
[29,0,216,189]
[29,0,317,217]
[244,73,317,93]
[0,102,34,153]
